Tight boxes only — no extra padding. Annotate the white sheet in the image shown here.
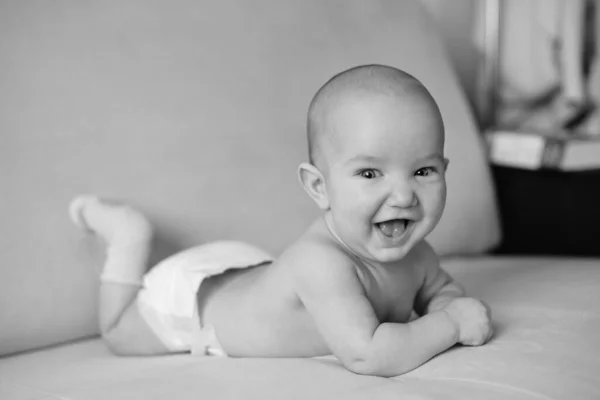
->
[1,256,599,399]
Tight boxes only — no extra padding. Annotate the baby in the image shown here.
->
[69,64,493,377]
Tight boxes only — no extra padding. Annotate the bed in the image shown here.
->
[1,1,599,399]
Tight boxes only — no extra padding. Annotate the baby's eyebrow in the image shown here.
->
[345,153,445,166]
[420,153,445,163]
[345,155,380,165]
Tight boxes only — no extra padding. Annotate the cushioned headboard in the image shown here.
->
[0,0,499,355]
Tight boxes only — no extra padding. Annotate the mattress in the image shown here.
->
[1,256,599,400]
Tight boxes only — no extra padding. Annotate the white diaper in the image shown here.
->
[136,240,273,356]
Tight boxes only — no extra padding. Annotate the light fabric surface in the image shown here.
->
[1,257,599,400]
[0,0,499,355]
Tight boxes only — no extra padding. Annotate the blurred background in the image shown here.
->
[427,0,600,257]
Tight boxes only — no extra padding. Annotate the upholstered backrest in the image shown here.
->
[0,0,499,355]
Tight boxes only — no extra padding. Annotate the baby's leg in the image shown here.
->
[69,195,170,355]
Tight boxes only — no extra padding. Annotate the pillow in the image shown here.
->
[0,0,499,355]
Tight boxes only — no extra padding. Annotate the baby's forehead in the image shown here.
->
[307,65,440,168]
[322,85,440,140]
[321,91,443,160]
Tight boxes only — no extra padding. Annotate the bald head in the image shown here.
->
[306,64,440,169]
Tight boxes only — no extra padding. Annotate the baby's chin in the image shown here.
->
[358,241,416,265]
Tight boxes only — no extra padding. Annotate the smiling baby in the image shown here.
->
[69,64,492,377]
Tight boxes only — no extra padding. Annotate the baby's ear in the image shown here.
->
[298,163,330,211]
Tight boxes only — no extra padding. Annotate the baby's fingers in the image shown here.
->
[460,317,493,346]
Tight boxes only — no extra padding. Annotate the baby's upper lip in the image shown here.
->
[374,215,417,224]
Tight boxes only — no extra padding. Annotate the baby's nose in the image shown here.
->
[386,183,417,208]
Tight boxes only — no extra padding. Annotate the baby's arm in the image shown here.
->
[290,244,459,377]
[413,242,465,315]
[414,242,493,346]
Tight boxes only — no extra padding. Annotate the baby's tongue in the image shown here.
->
[378,219,406,238]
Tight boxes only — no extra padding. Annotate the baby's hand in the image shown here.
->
[444,297,493,346]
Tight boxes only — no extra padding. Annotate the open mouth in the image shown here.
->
[375,219,410,238]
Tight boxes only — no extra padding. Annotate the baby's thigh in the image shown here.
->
[102,303,173,356]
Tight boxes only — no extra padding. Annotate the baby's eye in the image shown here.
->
[415,167,437,177]
[358,169,381,179]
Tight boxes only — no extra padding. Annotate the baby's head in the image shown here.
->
[299,64,448,263]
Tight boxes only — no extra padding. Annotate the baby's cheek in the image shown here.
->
[422,187,446,215]
[337,189,366,209]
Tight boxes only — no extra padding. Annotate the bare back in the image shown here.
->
[198,216,433,358]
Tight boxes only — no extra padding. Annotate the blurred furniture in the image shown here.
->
[479,0,600,256]
[1,1,599,399]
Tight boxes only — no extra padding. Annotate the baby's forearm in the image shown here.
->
[350,310,458,377]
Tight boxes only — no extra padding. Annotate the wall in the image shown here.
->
[421,0,480,111]
[0,0,498,356]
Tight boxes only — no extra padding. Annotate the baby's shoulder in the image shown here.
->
[277,223,357,281]
[284,233,353,268]
[406,240,438,265]
[401,240,441,282]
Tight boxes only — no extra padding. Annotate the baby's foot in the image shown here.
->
[69,195,154,247]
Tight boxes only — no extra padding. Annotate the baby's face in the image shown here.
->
[322,91,447,263]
